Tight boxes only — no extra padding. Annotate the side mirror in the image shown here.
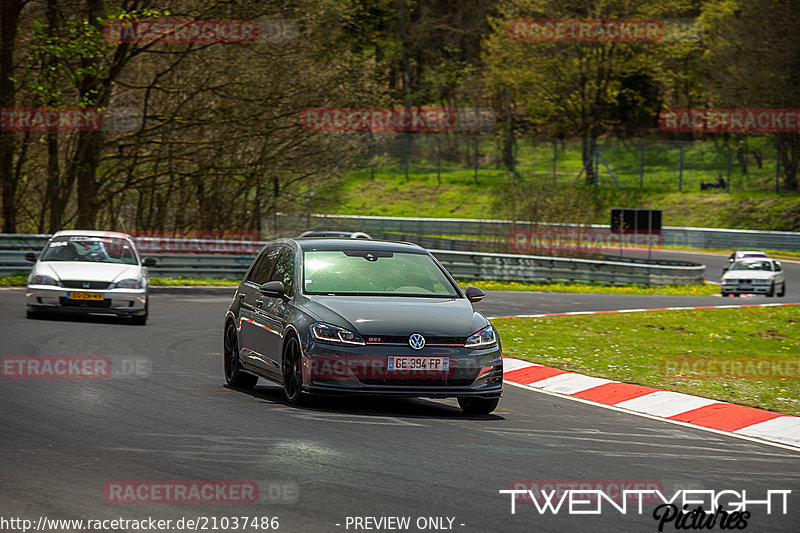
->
[24,252,38,262]
[260,280,288,300]
[464,285,485,303]
[775,261,782,272]
[142,257,157,267]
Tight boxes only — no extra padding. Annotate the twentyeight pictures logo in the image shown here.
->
[500,487,792,530]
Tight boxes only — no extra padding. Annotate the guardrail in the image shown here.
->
[0,234,704,286]
[299,214,800,252]
[431,250,704,286]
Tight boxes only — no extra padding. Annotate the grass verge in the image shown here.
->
[149,277,239,286]
[493,306,800,416]
[1,274,715,296]
[460,279,719,297]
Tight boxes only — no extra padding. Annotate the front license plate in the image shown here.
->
[387,356,449,372]
[738,285,753,290]
[68,292,104,301]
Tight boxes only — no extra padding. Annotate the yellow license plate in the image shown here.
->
[69,292,104,301]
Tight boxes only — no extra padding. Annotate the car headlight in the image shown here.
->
[311,322,365,346]
[29,274,58,286]
[116,277,144,289]
[465,325,497,349]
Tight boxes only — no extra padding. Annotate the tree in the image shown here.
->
[701,0,800,190]
[483,0,701,185]
[0,0,30,232]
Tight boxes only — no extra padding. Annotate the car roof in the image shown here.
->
[52,230,133,239]
[296,238,426,253]
[298,231,372,239]
[733,250,767,256]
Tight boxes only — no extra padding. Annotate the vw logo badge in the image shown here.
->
[409,333,425,350]
[82,282,90,289]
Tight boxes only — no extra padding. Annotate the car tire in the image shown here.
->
[779,283,786,297]
[132,301,148,325]
[282,335,305,405]
[223,320,258,389]
[458,397,499,415]
[26,309,39,319]
[767,283,775,297]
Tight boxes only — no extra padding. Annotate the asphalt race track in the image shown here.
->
[1,250,799,532]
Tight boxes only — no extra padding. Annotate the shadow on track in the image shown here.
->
[225,383,505,421]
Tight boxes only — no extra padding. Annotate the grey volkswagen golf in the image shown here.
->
[223,238,503,414]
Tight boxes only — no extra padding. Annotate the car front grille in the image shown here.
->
[59,297,111,308]
[364,335,467,346]
[61,280,112,290]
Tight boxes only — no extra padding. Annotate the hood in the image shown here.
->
[303,295,483,337]
[37,261,141,283]
[722,270,775,281]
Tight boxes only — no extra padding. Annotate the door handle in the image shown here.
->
[255,299,264,308]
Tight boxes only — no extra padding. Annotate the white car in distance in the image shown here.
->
[25,230,157,324]
[721,258,786,297]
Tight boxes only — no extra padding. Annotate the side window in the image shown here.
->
[270,247,295,297]
[247,246,281,285]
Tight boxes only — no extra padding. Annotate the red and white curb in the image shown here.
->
[502,357,800,450]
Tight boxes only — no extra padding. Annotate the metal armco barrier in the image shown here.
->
[1,234,703,286]
[430,250,704,286]
[300,214,800,252]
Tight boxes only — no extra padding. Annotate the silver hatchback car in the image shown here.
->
[25,230,156,324]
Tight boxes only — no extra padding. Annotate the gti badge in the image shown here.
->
[408,333,425,350]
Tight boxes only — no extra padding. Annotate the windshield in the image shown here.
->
[731,260,772,271]
[40,235,139,265]
[303,250,459,297]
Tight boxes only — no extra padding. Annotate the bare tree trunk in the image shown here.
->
[0,0,26,232]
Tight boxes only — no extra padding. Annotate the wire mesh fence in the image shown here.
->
[355,133,786,192]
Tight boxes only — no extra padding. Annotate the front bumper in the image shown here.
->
[721,282,773,295]
[26,285,148,316]
[300,341,503,399]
